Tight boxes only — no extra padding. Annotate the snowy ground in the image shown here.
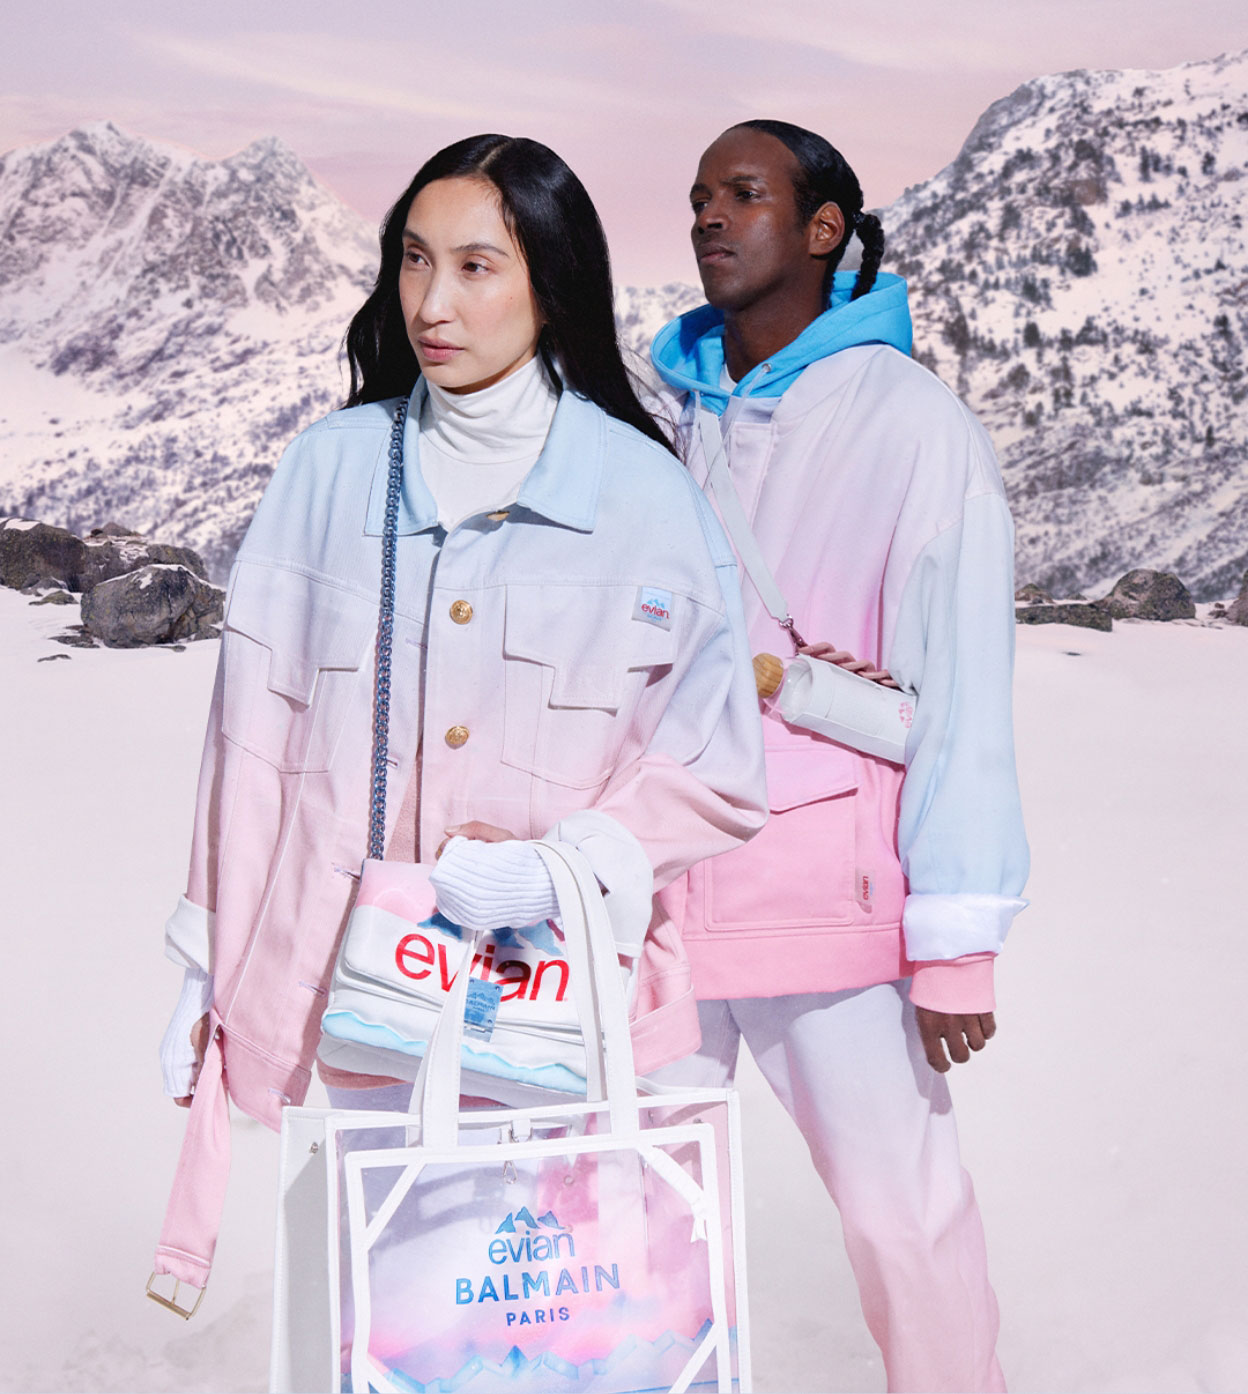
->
[2,588,1246,1394]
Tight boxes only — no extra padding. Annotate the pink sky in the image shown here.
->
[4,1,1246,284]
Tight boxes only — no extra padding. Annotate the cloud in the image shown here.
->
[649,0,1248,75]
[133,28,696,126]
[135,32,489,121]
[651,0,1028,72]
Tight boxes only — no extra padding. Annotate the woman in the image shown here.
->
[151,134,767,1303]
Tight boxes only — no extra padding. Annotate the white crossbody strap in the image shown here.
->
[696,405,803,648]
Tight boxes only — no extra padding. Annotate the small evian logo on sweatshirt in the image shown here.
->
[633,586,673,629]
[856,868,874,909]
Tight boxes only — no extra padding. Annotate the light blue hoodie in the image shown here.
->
[651,270,914,414]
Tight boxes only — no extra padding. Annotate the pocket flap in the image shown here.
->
[504,588,674,710]
[226,563,375,704]
[765,744,859,812]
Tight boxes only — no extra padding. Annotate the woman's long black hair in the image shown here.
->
[734,119,885,301]
[344,134,674,455]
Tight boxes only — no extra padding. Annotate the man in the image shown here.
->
[650,119,1029,1393]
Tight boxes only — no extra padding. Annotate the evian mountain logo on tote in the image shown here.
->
[496,1206,566,1237]
[455,1204,623,1327]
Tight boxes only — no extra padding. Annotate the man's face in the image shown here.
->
[689,127,813,314]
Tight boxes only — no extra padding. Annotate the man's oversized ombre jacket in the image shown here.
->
[652,272,1029,1012]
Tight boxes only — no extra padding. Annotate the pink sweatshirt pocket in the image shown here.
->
[705,745,860,931]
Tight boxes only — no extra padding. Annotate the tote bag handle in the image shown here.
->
[409,839,641,1149]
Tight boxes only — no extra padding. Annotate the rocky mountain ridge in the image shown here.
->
[2,54,1247,597]
[885,48,1248,599]
[0,122,375,578]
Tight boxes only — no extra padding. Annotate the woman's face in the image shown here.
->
[398,177,543,395]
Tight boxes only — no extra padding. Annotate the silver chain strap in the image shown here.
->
[367,397,410,861]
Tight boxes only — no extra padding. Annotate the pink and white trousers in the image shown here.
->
[651,983,1006,1394]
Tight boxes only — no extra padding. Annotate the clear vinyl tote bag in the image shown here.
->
[272,840,751,1394]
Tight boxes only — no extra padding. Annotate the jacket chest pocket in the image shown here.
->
[499,585,675,790]
[221,564,377,774]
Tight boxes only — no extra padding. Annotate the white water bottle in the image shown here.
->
[753,652,915,765]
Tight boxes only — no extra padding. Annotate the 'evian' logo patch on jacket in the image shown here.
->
[633,586,673,629]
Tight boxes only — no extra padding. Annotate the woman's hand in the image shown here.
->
[430,831,558,932]
[436,821,518,858]
[799,641,900,688]
[162,964,214,1105]
[174,1014,212,1108]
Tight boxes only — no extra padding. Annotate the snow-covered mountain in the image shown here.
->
[0,122,376,579]
[887,49,1248,600]
[615,281,703,375]
[0,124,704,582]
[634,51,1248,601]
[3,54,1247,596]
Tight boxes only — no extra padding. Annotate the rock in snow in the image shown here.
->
[80,563,223,647]
[0,518,88,592]
[1015,601,1113,631]
[1226,571,1248,624]
[1093,567,1197,620]
[0,515,207,593]
[1015,582,1055,604]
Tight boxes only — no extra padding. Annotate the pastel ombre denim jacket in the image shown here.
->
[153,382,767,1293]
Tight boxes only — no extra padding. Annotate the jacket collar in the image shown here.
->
[364,380,438,535]
[364,378,605,536]
[514,384,604,532]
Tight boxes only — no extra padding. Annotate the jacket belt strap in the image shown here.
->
[150,1015,231,1302]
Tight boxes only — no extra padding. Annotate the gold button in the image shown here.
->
[449,599,473,625]
[445,725,470,748]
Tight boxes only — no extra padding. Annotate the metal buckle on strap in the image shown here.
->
[145,1271,206,1320]
[780,616,808,652]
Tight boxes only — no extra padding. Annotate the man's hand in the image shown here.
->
[916,1007,996,1073]
[799,641,900,688]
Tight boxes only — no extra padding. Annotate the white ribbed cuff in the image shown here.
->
[160,965,213,1097]
[902,892,1027,961]
[430,837,559,932]
[545,811,653,957]
[164,895,214,973]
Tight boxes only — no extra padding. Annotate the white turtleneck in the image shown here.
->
[419,354,559,530]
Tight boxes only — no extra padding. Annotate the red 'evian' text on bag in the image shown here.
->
[395,934,569,1004]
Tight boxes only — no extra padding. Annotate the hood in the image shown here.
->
[650,270,913,416]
